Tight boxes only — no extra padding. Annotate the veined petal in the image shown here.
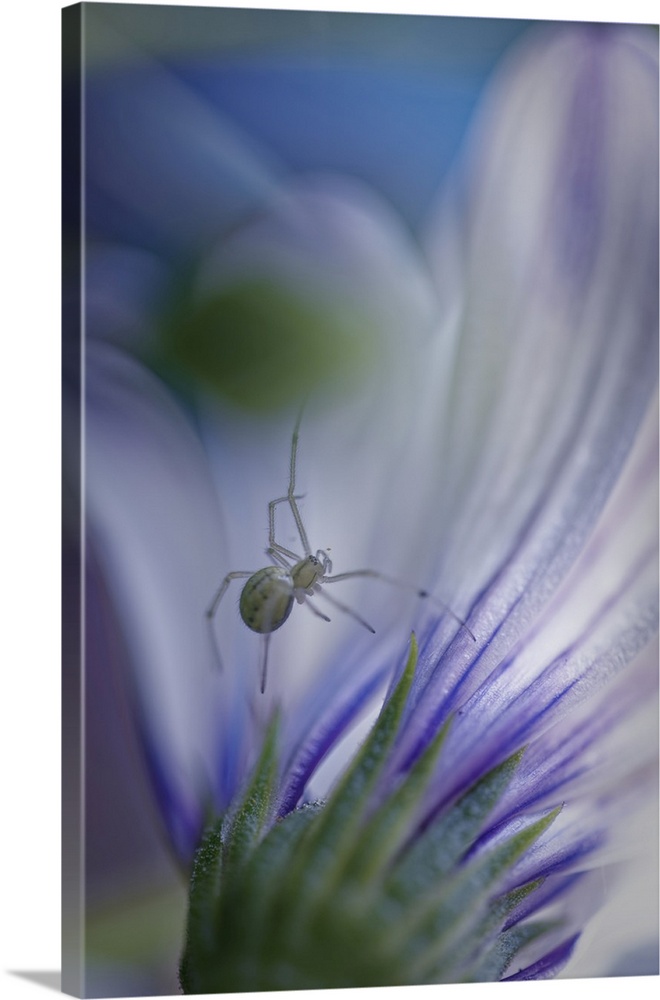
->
[422,26,658,660]
[388,27,658,771]
[487,642,659,825]
[393,386,657,808]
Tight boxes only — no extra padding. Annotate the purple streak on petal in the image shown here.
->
[409,32,658,754]
[425,662,592,823]
[458,795,607,893]
[503,871,587,932]
[277,664,388,815]
[551,34,605,290]
[491,650,658,825]
[492,750,588,829]
[420,399,655,720]
[85,541,201,864]
[401,461,653,776]
[398,538,656,825]
[138,722,205,863]
[404,671,580,833]
[498,763,587,821]
[508,829,606,888]
[414,599,653,825]
[461,582,656,779]
[502,934,580,980]
[87,546,205,863]
[207,690,253,814]
[111,633,207,862]
[85,343,244,861]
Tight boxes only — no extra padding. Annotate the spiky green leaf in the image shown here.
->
[388,747,526,901]
[180,644,566,993]
[222,712,279,872]
[179,820,223,994]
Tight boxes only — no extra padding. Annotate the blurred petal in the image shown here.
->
[502,935,580,980]
[85,342,251,853]
[159,173,439,410]
[83,16,284,252]
[423,25,658,644]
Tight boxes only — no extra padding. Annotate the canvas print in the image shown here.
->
[62,3,659,997]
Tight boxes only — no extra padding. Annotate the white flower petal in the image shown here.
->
[423,26,657,645]
[85,342,254,844]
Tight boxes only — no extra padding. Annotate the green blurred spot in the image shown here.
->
[159,278,377,412]
[86,882,187,965]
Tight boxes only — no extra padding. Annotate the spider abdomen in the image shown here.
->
[240,567,295,634]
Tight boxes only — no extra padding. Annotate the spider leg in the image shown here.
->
[205,571,253,671]
[268,494,308,555]
[286,411,312,555]
[315,586,375,634]
[267,409,312,557]
[302,596,331,623]
[267,537,301,563]
[206,571,252,620]
[268,547,297,568]
[323,569,475,641]
[260,634,272,694]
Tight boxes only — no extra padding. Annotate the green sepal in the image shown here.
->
[465,917,561,982]
[179,639,568,993]
[388,746,527,901]
[394,804,563,981]
[344,714,453,887]
[197,803,324,993]
[428,877,546,982]
[181,711,280,991]
[222,711,280,873]
[179,819,224,995]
